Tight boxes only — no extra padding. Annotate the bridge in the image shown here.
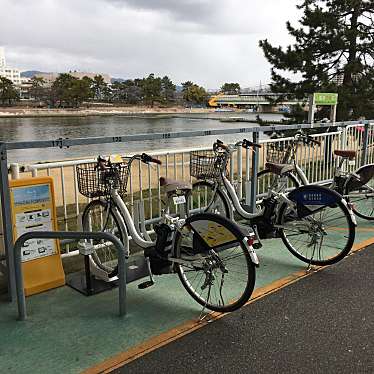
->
[208,93,305,111]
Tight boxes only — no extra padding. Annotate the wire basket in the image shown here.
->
[266,142,291,163]
[76,162,130,198]
[190,150,227,180]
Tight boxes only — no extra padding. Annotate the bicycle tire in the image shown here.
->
[82,199,123,276]
[344,164,374,221]
[186,180,230,218]
[278,196,355,266]
[174,212,256,313]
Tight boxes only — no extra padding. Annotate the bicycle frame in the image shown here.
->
[202,154,294,221]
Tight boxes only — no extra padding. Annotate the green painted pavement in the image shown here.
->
[0,217,372,374]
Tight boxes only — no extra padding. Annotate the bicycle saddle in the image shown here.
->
[265,162,295,175]
[159,177,192,193]
[334,150,356,160]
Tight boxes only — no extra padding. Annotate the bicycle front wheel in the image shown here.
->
[186,180,230,218]
[344,164,374,220]
[174,212,256,313]
[82,199,123,276]
[278,199,355,266]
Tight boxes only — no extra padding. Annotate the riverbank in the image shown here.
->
[0,106,215,118]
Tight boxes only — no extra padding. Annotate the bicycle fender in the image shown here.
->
[341,197,357,226]
[243,240,259,267]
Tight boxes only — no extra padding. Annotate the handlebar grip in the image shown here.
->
[242,139,262,149]
[312,139,321,146]
[307,136,321,146]
[213,139,229,151]
[141,153,162,165]
[96,155,107,170]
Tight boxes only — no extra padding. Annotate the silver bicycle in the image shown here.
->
[77,153,258,313]
[259,131,374,220]
[187,139,356,266]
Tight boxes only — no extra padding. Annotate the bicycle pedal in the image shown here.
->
[138,280,155,289]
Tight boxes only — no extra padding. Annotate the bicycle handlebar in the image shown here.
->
[141,153,162,165]
[96,153,162,169]
[213,139,229,151]
[214,139,261,152]
[242,138,262,149]
[295,133,321,146]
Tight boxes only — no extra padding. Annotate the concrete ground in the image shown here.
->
[0,217,373,374]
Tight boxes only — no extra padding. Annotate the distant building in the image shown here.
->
[332,72,344,86]
[0,47,6,68]
[34,72,60,87]
[0,47,22,85]
[69,71,111,84]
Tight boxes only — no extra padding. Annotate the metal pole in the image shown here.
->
[0,143,16,301]
[13,231,127,320]
[308,94,315,125]
[361,122,370,166]
[250,131,259,213]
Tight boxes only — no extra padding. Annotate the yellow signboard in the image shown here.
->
[190,220,236,247]
[9,177,65,296]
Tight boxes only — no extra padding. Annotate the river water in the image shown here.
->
[0,112,282,163]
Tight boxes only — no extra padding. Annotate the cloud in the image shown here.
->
[0,0,300,87]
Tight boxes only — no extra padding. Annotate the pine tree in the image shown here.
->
[259,0,374,121]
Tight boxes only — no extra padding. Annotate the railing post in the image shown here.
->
[10,163,20,179]
[0,143,16,301]
[249,131,259,213]
[361,122,369,166]
[237,144,243,200]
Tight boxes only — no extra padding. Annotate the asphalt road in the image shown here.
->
[116,246,374,374]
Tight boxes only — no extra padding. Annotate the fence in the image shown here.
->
[1,120,373,299]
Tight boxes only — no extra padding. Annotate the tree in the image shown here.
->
[161,75,176,103]
[29,76,46,103]
[141,73,162,107]
[259,0,374,121]
[0,77,19,106]
[52,73,92,108]
[221,83,241,94]
[182,82,207,105]
[92,75,108,101]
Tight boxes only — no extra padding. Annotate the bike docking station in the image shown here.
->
[66,199,152,296]
[0,118,373,324]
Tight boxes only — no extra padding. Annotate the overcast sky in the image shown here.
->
[0,0,300,89]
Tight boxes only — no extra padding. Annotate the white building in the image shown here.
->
[0,47,22,85]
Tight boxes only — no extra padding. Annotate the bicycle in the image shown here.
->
[187,139,356,266]
[258,131,374,220]
[76,153,258,312]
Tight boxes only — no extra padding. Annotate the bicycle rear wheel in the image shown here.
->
[344,164,374,220]
[278,199,355,266]
[257,169,300,196]
[174,213,256,313]
[82,199,123,276]
[186,180,230,218]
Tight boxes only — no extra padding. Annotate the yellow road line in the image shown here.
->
[327,226,374,232]
[83,237,374,374]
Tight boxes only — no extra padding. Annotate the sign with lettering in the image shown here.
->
[10,177,65,295]
[314,93,338,106]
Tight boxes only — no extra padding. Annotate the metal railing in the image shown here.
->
[1,119,373,299]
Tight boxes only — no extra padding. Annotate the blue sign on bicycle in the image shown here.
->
[289,186,341,206]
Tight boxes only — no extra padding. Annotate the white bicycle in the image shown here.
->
[187,139,356,266]
[77,153,258,313]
